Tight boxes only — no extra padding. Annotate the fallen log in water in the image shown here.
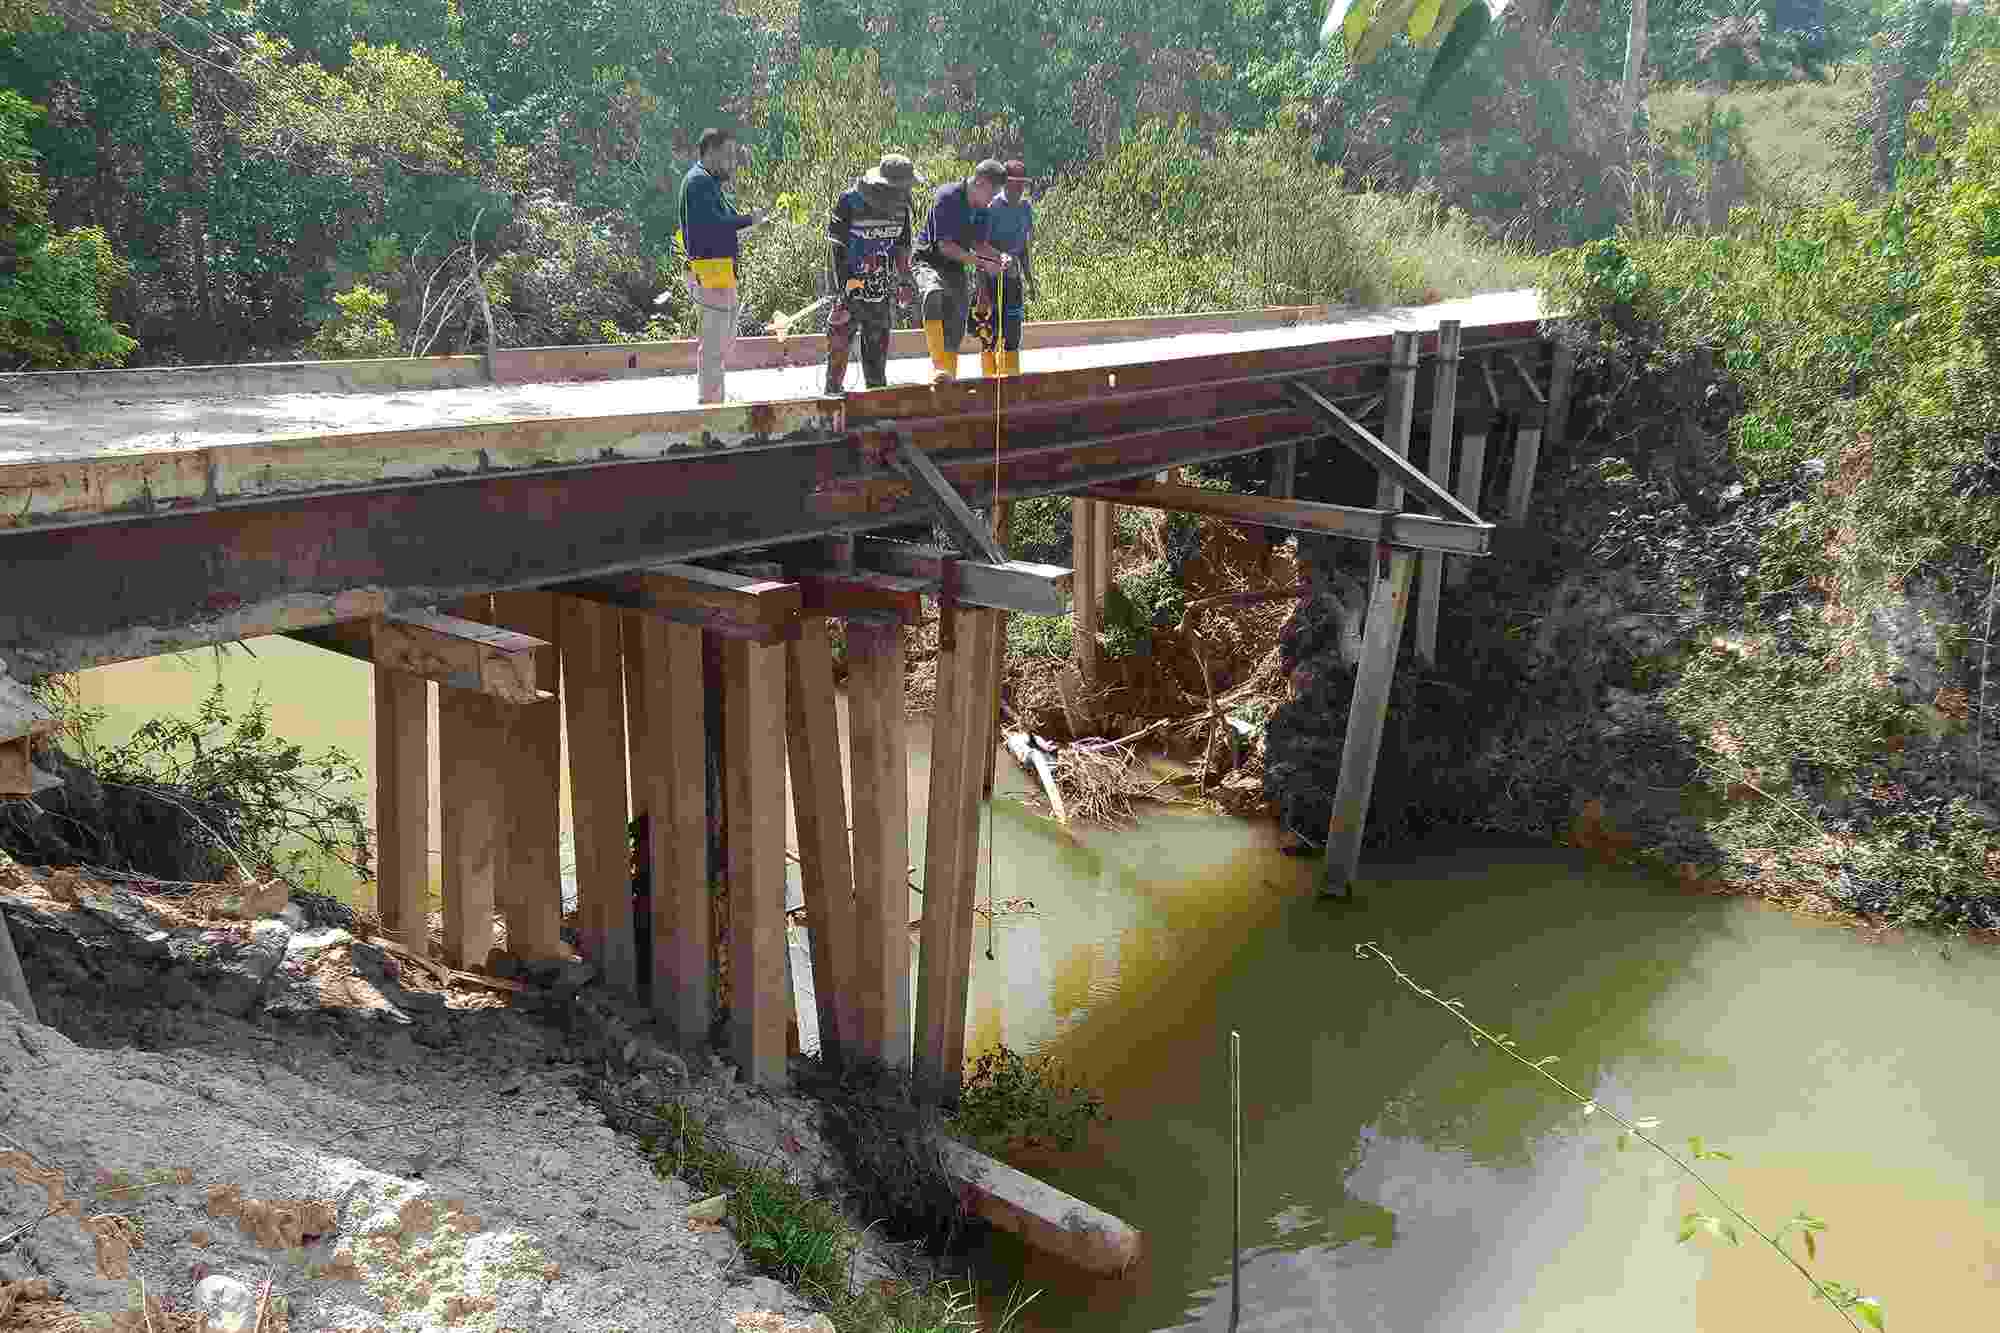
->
[935,1137,1142,1277]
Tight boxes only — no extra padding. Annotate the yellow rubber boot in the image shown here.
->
[979,347,999,378]
[999,349,1021,377]
[924,320,955,384]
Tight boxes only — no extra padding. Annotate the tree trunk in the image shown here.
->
[1620,0,1650,135]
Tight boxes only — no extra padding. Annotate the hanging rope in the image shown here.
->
[985,260,1006,963]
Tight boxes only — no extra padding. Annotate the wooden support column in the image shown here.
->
[846,617,913,1070]
[1415,320,1462,667]
[1506,347,1551,523]
[1270,445,1298,500]
[1544,339,1577,452]
[1322,547,1418,899]
[438,596,500,970]
[786,616,861,1063]
[1070,499,1100,684]
[984,502,1011,799]
[1449,356,1498,589]
[558,595,634,992]
[914,605,1002,1100]
[622,611,652,991]
[490,591,565,962]
[630,616,710,1048]
[724,636,791,1086]
[1374,330,1421,512]
[372,665,430,956]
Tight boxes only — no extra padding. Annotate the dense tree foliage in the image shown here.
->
[0,0,1936,368]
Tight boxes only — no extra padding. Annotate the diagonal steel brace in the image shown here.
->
[1282,379,1486,527]
[887,429,1010,566]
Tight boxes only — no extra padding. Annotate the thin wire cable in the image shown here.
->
[984,260,1006,963]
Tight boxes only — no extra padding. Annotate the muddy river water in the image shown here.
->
[74,637,2000,1332]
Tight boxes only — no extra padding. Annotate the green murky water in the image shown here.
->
[72,637,2000,1331]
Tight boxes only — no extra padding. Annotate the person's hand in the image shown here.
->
[896,279,916,306]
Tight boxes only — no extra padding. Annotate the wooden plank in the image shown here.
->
[556,564,802,642]
[942,608,1003,1087]
[1269,445,1298,500]
[1447,422,1491,589]
[1071,499,1100,684]
[438,610,504,972]
[1506,415,1544,522]
[637,615,710,1049]
[724,636,791,1086]
[786,618,861,1063]
[852,539,1072,616]
[1289,366,1480,525]
[984,502,1011,799]
[846,619,912,1069]
[1376,331,1420,512]
[558,595,635,993]
[1508,351,1547,405]
[1322,548,1418,898]
[1544,340,1577,451]
[370,610,552,704]
[489,591,565,962]
[793,570,927,623]
[372,667,431,954]
[914,607,1002,1098]
[1079,480,1491,556]
[889,432,1009,566]
[936,1138,1143,1277]
[1415,320,1463,667]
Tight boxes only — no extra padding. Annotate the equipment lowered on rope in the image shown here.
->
[969,299,999,353]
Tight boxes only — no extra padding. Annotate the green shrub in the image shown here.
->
[302,283,402,360]
[951,1045,1107,1156]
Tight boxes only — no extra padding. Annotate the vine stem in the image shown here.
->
[1352,942,1865,1331]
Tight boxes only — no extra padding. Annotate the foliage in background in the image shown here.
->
[0,86,133,367]
[300,282,399,359]
[1542,38,2000,929]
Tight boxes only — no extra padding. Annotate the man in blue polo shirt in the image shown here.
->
[911,159,1012,385]
[972,158,1036,378]
[678,127,771,404]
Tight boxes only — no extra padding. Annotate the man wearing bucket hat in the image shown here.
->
[971,158,1035,378]
[911,158,1013,384]
[824,152,925,395]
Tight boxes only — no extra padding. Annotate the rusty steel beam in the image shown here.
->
[0,325,1549,675]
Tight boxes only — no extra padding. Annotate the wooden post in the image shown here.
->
[558,595,634,992]
[1544,339,1577,451]
[1321,547,1418,898]
[1447,406,1491,590]
[0,897,35,1025]
[703,632,728,1021]
[1071,499,1099,684]
[1415,320,1462,667]
[914,605,1002,1099]
[984,501,1011,798]
[1506,345,1551,523]
[634,616,710,1049]
[724,637,791,1086]
[1094,500,1113,611]
[489,591,565,962]
[846,617,912,1069]
[1374,330,1421,512]
[622,611,652,992]
[1270,446,1298,500]
[372,666,431,956]
[437,595,498,970]
[944,613,1003,1088]
[786,617,861,1063]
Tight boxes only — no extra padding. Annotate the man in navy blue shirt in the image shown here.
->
[973,158,1035,378]
[678,127,770,403]
[911,159,1012,385]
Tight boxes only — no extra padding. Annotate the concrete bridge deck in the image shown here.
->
[0,290,1544,462]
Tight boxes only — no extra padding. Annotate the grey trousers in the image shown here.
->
[686,277,740,404]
